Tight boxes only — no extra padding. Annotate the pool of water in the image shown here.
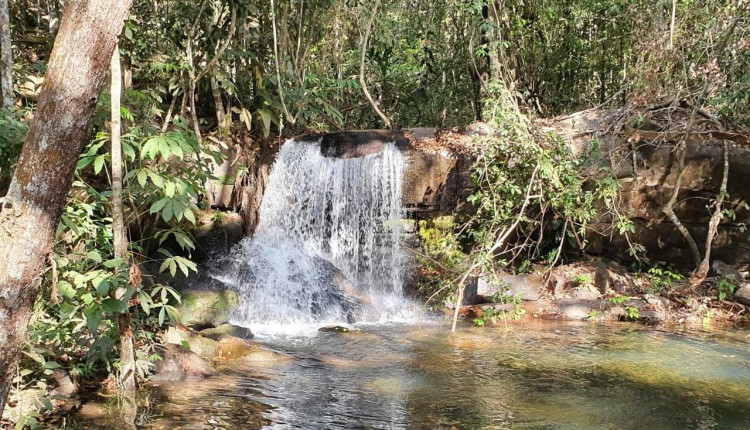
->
[67,319,750,429]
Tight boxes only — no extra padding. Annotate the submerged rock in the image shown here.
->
[176,289,239,329]
[214,336,293,363]
[318,325,354,333]
[153,344,218,381]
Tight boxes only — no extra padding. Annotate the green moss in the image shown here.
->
[177,290,239,328]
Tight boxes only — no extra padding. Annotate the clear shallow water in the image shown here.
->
[68,320,750,429]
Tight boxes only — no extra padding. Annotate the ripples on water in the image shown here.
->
[66,320,750,430]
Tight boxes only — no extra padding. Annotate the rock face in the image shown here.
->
[549,109,750,270]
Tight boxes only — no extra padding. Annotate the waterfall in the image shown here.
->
[212,139,411,327]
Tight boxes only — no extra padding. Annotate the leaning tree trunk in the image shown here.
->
[0,0,132,413]
[0,0,13,108]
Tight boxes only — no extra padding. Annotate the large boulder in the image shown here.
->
[176,289,239,329]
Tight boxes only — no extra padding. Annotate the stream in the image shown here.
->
[68,320,750,429]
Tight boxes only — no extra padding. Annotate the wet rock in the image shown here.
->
[164,325,219,362]
[213,336,293,363]
[200,323,254,341]
[318,325,355,333]
[177,289,239,329]
[153,344,218,381]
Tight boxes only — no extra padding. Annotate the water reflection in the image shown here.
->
[67,321,750,429]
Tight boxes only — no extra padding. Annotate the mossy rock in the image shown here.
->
[200,323,254,341]
[163,325,219,362]
[177,289,239,329]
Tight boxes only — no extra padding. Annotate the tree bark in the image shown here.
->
[0,0,13,108]
[0,0,132,412]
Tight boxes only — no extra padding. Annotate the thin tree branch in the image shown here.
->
[359,0,391,129]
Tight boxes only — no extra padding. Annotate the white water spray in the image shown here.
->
[213,139,412,328]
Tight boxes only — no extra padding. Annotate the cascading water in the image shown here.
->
[211,139,412,328]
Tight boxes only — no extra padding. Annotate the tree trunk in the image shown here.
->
[210,70,226,137]
[110,44,136,393]
[0,0,132,412]
[0,0,13,108]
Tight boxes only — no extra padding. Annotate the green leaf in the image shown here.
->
[123,142,136,161]
[148,170,164,188]
[76,156,94,170]
[162,200,174,222]
[139,291,152,314]
[44,361,61,369]
[93,156,105,174]
[257,108,272,137]
[150,197,170,214]
[86,250,103,263]
[92,273,110,295]
[183,207,196,224]
[165,182,175,198]
[84,305,102,333]
[103,258,126,268]
[102,297,129,314]
[137,169,148,187]
[159,259,171,274]
[58,281,76,299]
